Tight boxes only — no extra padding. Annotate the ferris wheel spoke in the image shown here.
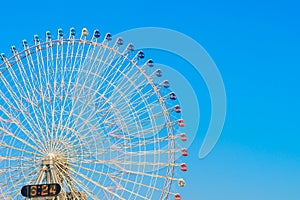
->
[22,49,49,126]
[110,174,162,199]
[1,161,39,176]
[0,93,38,131]
[0,142,41,157]
[113,166,177,183]
[53,116,102,150]
[91,57,128,101]
[12,51,48,118]
[0,107,49,152]
[91,46,123,86]
[67,77,144,143]
[99,68,159,135]
[54,163,100,199]
[0,154,37,163]
[2,162,40,182]
[45,40,56,149]
[66,164,126,200]
[34,47,55,149]
[51,37,98,145]
[75,48,124,98]
[1,162,40,190]
[60,65,144,140]
[50,35,65,147]
[68,162,152,200]
[124,124,166,140]
[56,104,102,144]
[56,126,107,153]
[126,116,163,132]
[0,127,44,154]
[71,161,163,200]
[53,40,77,144]
[127,149,180,157]
[76,159,165,194]
[97,59,132,98]
[69,154,176,168]
[108,69,149,104]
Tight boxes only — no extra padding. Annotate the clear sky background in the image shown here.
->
[0,0,299,199]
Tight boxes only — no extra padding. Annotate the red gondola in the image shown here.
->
[174,105,181,113]
[180,163,187,171]
[174,193,181,200]
[180,133,187,141]
[181,148,188,156]
[178,119,184,127]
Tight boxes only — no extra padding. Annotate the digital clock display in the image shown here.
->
[21,183,61,198]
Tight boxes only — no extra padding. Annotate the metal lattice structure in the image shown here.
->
[0,28,187,200]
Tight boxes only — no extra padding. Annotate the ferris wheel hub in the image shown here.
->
[42,153,68,167]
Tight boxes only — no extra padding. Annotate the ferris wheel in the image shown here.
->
[0,27,188,200]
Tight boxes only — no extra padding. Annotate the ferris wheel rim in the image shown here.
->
[0,28,186,200]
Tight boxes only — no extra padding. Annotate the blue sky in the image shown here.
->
[0,0,299,199]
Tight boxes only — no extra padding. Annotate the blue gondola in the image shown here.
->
[58,29,63,37]
[155,69,162,77]
[70,28,76,36]
[169,92,176,100]
[94,30,100,38]
[127,43,134,52]
[147,59,154,67]
[46,31,52,39]
[138,51,145,59]
[105,33,112,41]
[163,80,170,88]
